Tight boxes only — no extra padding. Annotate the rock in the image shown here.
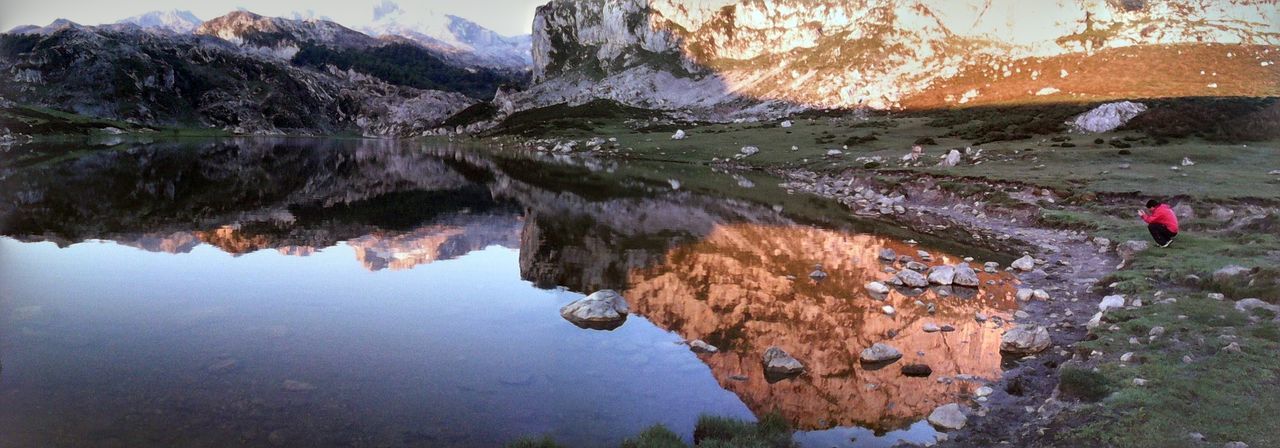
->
[689,340,719,353]
[953,264,980,287]
[1099,295,1126,312]
[975,312,988,322]
[1181,157,1195,166]
[906,261,929,272]
[1011,255,1035,271]
[901,364,933,377]
[1133,378,1147,386]
[879,248,897,261]
[1086,312,1104,331]
[671,129,686,140]
[1213,265,1251,282]
[882,305,897,316]
[560,290,630,330]
[896,269,929,288]
[975,386,994,397]
[917,250,932,261]
[940,325,955,332]
[1032,289,1051,301]
[1212,206,1236,222]
[1068,101,1148,133]
[1208,293,1225,301]
[1000,325,1052,355]
[1117,240,1149,261]
[1222,342,1242,354]
[780,120,792,128]
[865,281,891,295]
[1224,442,1249,448]
[1016,289,1034,301]
[740,146,760,156]
[282,380,316,391]
[1014,310,1030,320]
[860,343,903,363]
[762,347,804,374]
[927,403,967,430]
[940,150,961,167]
[983,261,1000,273]
[1235,298,1280,314]
[809,269,828,280]
[1146,323,1167,337]
[826,149,843,156]
[923,323,941,332]
[928,265,956,285]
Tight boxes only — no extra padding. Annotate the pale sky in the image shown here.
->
[0,0,548,36]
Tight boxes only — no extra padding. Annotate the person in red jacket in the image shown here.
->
[1140,199,1179,247]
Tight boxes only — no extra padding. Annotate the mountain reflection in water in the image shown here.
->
[0,138,1017,446]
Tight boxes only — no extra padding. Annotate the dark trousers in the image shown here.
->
[1148,223,1177,246]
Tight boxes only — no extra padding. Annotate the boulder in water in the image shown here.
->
[1011,255,1035,271]
[928,265,956,285]
[928,403,967,430]
[953,263,980,287]
[860,343,903,363]
[762,346,804,375]
[560,290,630,330]
[1000,324,1052,355]
[896,269,929,288]
[865,281,890,295]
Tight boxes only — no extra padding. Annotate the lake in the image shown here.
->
[0,138,1019,447]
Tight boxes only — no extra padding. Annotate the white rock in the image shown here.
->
[560,290,630,328]
[882,305,897,316]
[928,265,957,285]
[1100,295,1126,312]
[1000,324,1051,355]
[865,281,891,295]
[671,129,686,140]
[975,386,994,397]
[940,150,961,167]
[923,323,942,332]
[1120,352,1134,362]
[740,146,760,156]
[689,339,718,353]
[1011,255,1035,271]
[927,403,967,430]
[1181,157,1195,166]
[953,264,980,287]
[1069,101,1148,133]
[780,120,792,128]
[1016,288,1035,301]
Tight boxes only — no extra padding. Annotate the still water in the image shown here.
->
[0,138,1018,447]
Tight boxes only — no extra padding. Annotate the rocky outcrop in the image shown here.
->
[1068,101,1148,133]
[491,0,1280,123]
[0,23,475,136]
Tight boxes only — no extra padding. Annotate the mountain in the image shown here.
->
[362,0,533,71]
[115,10,202,34]
[0,20,474,136]
[479,0,1280,123]
[195,11,519,99]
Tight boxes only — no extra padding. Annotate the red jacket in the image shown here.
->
[1142,204,1179,233]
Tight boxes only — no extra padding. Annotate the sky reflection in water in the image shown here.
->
[0,139,1017,447]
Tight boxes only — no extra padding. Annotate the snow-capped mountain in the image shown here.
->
[115,10,202,34]
[362,0,532,70]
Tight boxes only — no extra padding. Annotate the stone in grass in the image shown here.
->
[1099,295,1126,312]
[928,403,967,430]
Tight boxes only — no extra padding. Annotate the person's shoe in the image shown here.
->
[1160,236,1175,248]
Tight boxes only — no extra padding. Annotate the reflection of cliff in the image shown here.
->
[624,223,1017,431]
[348,213,521,271]
[519,206,1018,431]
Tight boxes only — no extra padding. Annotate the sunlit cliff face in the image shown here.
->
[621,223,1019,431]
[524,0,1279,113]
[348,215,522,271]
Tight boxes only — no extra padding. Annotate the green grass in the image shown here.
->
[1066,298,1280,448]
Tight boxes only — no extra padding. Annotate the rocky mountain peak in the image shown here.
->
[196,10,377,52]
[115,10,202,34]
[362,0,533,70]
